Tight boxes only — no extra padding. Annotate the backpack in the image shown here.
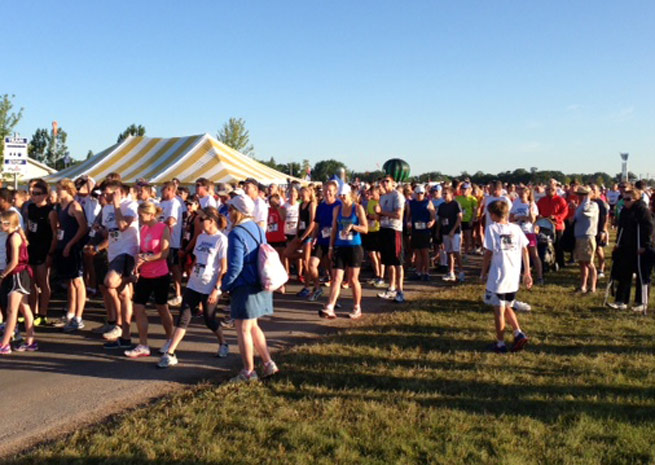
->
[237,224,289,291]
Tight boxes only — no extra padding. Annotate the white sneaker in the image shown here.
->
[159,339,172,354]
[229,369,259,384]
[442,273,456,282]
[167,295,183,307]
[608,302,628,310]
[377,289,397,300]
[157,353,178,368]
[632,304,648,313]
[262,361,279,378]
[348,307,362,319]
[217,343,229,358]
[512,301,532,312]
[124,344,151,358]
[93,323,113,334]
[102,325,122,340]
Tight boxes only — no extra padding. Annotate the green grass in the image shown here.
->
[10,266,655,465]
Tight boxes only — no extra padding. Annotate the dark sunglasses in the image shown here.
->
[30,191,46,196]
[624,198,634,202]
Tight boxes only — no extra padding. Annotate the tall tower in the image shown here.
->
[620,153,629,182]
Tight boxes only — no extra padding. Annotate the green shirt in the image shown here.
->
[456,195,478,223]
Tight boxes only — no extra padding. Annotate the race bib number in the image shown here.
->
[441,218,449,226]
[286,220,297,229]
[414,221,427,230]
[109,230,120,243]
[380,216,390,227]
[89,229,96,238]
[184,231,191,241]
[339,229,353,241]
[321,227,332,239]
[28,221,38,233]
[57,229,64,241]
[193,263,206,277]
[299,220,306,230]
[268,223,278,233]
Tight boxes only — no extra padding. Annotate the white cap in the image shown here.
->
[414,185,426,194]
[227,194,255,216]
[339,184,351,197]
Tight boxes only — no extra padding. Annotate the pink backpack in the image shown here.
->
[238,225,289,291]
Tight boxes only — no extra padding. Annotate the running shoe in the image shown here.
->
[159,339,173,354]
[511,332,529,352]
[262,361,279,378]
[0,344,11,355]
[53,315,71,328]
[308,288,323,302]
[318,308,337,319]
[491,343,508,354]
[93,323,113,334]
[18,316,25,324]
[15,342,39,352]
[442,273,456,282]
[157,353,178,368]
[228,369,259,384]
[597,271,605,279]
[348,307,362,319]
[102,325,122,340]
[63,318,84,333]
[296,287,311,298]
[104,338,132,350]
[373,278,387,288]
[217,343,229,358]
[124,344,151,358]
[458,272,466,283]
[394,291,406,303]
[421,274,430,282]
[167,295,183,307]
[607,302,627,310]
[632,304,648,314]
[377,289,397,300]
[512,301,532,313]
[33,316,46,327]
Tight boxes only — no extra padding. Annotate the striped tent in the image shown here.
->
[45,133,304,185]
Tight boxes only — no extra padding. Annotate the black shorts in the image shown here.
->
[410,230,431,250]
[333,245,364,270]
[54,247,84,280]
[167,248,180,267]
[94,250,109,284]
[108,254,136,278]
[461,221,472,231]
[362,231,381,252]
[175,287,209,327]
[379,228,403,266]
[311,243,330,259]
[0,269,32,310]
[133,274,170,305]
[28,244,49,266]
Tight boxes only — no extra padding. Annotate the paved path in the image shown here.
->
[0,274,444,458]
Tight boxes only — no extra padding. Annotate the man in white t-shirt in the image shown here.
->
[97,181,140,350]
[481,199,532,354]
[244,178,267,230]
[159,181,184,306]
[196,177,218,209]
[484,180,513,230]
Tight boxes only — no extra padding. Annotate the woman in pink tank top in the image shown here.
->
[124,202,175,359]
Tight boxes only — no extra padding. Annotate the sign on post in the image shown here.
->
[3,136,28,176]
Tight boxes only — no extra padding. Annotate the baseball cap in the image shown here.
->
[227,194,255,216]
[339,184,352,196]
[414,185,426,194]
[462,183,471,189]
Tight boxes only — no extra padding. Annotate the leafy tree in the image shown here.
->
[117,124,146,143]
[28,126,70,168]
[311,159,347,182]
[0,94,24,161]
[217,117,254,156]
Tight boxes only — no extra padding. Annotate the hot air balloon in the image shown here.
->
[382,158,410,183]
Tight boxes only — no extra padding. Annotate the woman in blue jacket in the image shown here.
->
[222,194,278,383]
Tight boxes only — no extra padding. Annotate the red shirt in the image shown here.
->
[266,206,286,244]
[536,195,568,231]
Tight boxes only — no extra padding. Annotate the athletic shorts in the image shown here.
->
[379,228,403,266]
[28,244,50,266]
[311,243,330,259]
[167,248,180,267]
[108,253,136,278]
[483,289,517,307]
[333,245,364,270]
[525,232,537,248]
[443,233,462,253]
[175,287,209,326]
[0,269,32,300]
[574,236,596,263]
[133,274,170,305]
[54,247,84,280]
[461,221,471,231]
[362,231,381,252]
[410,230,431,250]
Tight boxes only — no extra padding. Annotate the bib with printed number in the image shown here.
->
[339,229,354,241]
[57,229,64,241]
[441,218,449,226]
[299,220,306,230]
[89,229,96,238]
[28,221,38,233]
[109,229,120,243]
[268,223,278,233]
[321,227,332,239]
[414,221,427,230]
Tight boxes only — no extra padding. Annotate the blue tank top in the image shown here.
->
[315,199,341,246]
[410,198,431,226]
[56,202,80,250]
[335,204,361,247]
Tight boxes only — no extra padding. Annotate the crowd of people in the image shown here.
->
[0,172,653,373]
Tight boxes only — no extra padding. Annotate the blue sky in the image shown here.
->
[3,0,654,178]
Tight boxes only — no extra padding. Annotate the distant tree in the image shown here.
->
[117,124,146,143]
[217,117,254,156]
[352,170,386,183]
[28,126,70,168]
[0,94,24,161]
[311,159,347,182]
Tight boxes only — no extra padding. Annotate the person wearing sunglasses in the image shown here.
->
[609,188,654,312]
[26,179,56,326]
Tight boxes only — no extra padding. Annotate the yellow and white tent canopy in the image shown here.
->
[46,133,304,185]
